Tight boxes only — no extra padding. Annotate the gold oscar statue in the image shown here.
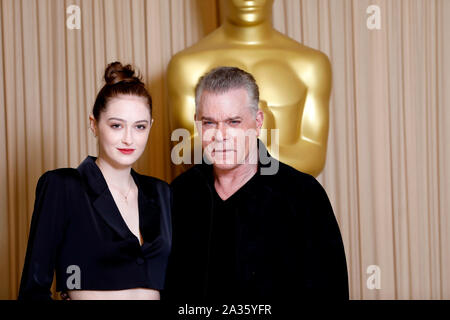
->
[167,0,332,177]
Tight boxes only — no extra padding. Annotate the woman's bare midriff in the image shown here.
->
[67,287,160,300]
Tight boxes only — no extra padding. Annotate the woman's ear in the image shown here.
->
[89,114,97,137]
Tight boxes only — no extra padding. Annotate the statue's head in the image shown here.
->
[222,0,274,26]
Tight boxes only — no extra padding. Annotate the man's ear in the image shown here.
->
[89,114,97,137]
[255,109,264,136]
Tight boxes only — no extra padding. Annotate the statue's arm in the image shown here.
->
[298,52,332,175]
[167,56,197,137]
[300,52,332,146]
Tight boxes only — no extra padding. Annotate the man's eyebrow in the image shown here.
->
[107,117,149,123]
[200,116,242,121]
[200,116,216,121]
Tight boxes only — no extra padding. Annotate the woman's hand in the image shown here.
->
[60,291,71,300]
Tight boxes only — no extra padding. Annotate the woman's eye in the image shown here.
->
[111,124,122,129]
[136,125,147,130]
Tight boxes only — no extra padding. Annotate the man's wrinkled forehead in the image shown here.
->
[197,88,252,115]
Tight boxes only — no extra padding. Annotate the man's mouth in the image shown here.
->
[213,149,235,153]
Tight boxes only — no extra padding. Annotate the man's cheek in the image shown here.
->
[201,128,216,158]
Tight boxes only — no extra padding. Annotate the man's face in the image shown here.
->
[195,88,263,171]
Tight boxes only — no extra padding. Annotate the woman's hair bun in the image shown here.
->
[104,61,142,85]
[92,61,152,120]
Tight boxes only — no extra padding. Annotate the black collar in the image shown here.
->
[193,140,278,197]
[76,156,160,244]
[77,156,149,197]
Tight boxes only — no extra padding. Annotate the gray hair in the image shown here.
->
[194,66,260,115]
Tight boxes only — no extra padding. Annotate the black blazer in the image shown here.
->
[18,156,172,300]
[165,142,348,301]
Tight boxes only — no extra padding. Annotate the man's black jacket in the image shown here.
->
[164,143,348,301]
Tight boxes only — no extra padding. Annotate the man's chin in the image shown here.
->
[205,152,254,171]
[212,162,241,171]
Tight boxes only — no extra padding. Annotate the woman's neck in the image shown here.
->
[95,157,133,191]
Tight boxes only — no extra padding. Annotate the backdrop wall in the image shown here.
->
[0,0,449,299]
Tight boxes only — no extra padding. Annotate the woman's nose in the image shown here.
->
[122,127,133,145]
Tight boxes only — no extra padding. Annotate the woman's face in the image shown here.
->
[90,94,152,168]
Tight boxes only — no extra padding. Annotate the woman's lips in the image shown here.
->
[117,148,135,155]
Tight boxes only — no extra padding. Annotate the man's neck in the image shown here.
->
[213,163,258,200]
[223,20,274,44]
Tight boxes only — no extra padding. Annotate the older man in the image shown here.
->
[164,67,348,302]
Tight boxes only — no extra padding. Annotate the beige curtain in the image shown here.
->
[0,0,448,300]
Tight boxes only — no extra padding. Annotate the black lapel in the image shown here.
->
[77,156,160,243]
[131,169,161,244]
[77,156,130,239]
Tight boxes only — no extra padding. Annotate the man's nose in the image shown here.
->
[214,122,229,142]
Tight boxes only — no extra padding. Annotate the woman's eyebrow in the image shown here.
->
[107,117,149,123]
[107,117,125,122]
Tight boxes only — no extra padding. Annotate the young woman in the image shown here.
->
[18,62,171,300]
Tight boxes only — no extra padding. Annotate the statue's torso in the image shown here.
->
[170,32,321,146]
[168,28,331,176]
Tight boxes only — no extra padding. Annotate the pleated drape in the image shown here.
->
[0,0,449,300]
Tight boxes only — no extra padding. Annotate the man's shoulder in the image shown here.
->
[171,165,208,188]
[280,162,334,211]
[262,160,329,203]
[270,160,318,187]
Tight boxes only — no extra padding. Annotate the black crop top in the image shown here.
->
[18,156,172,300]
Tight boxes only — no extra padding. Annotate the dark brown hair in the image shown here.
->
[92,62,152,120]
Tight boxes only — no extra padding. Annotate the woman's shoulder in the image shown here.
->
[134,173,172,214]
[133,171,170,193]
[37,167,82,187]
[33,168,84,204]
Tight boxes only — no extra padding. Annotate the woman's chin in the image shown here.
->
[107,154,139,168]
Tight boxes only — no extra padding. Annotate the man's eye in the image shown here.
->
[230,120,241,125]
[203,121,214,126]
